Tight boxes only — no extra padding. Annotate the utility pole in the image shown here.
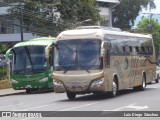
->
[20,0,23,42]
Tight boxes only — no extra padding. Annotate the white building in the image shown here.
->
[97,0,120,26]
[0,6,39,42]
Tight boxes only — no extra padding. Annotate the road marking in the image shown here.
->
[0,103,24,109]
[112,103,136,111]
[103,103,149,111]
[60,102,97,111]
[127,104,149,110]
[19,102,97,120]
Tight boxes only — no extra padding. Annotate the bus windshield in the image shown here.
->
[12,46,47,75]
[54,39,102,71]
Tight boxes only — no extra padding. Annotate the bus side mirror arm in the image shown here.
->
[101,49,105,57]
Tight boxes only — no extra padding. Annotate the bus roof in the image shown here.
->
[13,37,57,48]
[58,29,152,40]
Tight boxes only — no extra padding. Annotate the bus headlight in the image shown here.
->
[39,77,48,82]
[91,78,104,87]
[11,79,19,84]
[53,80,63,86]
[53,80,65,93]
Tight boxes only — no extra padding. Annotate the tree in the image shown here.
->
[3,0,100,36]
[137,16,160,54]
[56,0,100,27]
[0,43,11,54]
[112,0,156,30]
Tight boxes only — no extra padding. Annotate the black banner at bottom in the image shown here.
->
[0,111,160,117]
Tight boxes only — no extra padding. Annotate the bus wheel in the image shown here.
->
[155,75,159,83]
[139,75,146,91]
[134,76,146,91]
[66,92,76,100]
[26,89,31,94]
[109,78,118,97]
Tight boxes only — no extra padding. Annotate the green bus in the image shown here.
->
[6,37,56,93]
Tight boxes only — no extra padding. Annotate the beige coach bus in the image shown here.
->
[53,26,157,100]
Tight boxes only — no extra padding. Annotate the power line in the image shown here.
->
[0,1,78,25]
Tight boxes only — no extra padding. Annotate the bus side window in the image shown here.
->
[135,46,139,53]
[126,46,130,54]
[105,43,110,67]
[114,45,118,54]
[122,46,126,53]
[141,46,145,54]
[106,49,110,66]
[149,46,153,54]
[145,47,149,55]
[146,46,152,55]
[129,46,133,53]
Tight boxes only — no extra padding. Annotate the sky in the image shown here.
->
[135,0,160,25]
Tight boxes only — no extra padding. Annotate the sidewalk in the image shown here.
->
[0,88,25,96]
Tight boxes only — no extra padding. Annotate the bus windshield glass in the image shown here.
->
[12,46,47,74]
[54,39,102,71]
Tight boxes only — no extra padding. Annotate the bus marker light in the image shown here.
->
[54,80,63,86]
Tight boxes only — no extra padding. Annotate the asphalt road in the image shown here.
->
[0,81,160,120]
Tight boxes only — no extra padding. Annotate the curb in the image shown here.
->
[0,88,25,97]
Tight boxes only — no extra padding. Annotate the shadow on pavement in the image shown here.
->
[0,91,26,97]
[58,86,157,102]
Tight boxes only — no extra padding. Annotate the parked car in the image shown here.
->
[156,66,160,83]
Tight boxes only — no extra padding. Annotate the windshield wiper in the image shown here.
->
[63,65,73,74]
[63,63,90,74]
[78,63,90,73]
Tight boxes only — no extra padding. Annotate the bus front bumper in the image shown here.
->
[11,79,51,90]
[54,78,105,93]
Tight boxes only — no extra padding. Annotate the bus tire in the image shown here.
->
[139,75,146,91]
[134,75,146,91]
[26,89,31,94]
[66,92,76,100]
[109,78,118,98]
[155,75,159,83]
